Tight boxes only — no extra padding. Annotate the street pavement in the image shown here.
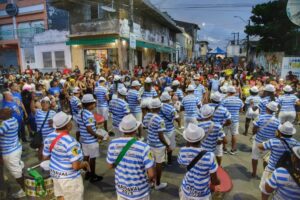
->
[3,114,300,200]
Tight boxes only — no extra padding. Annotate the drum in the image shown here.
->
[24,166,55,200]
[210,167,233,200]
[94,113,105,124]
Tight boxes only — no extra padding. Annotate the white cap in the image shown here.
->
[193,74,200,80]
[53,111,72,129]
[210,92,222,102]
[164,87,173,92]
[40,96,51,103]
[73,87,80,94]
[278,121,296,135]
[118,87,127,96]
[114,75,121,81]
[99,77,106,82]
[266,101,278,112]
[292,146,300,159]
[131,80,141,87]
[198,104,215,119]
[186,85,195,92]
[81,94,96,103]
[264,84,275,93]
[250,86,259,93]
[183,123,205,143]
[227,86,236,93]
[283,85,293,92]
[119,114,141,133]
[145,77,152,83]
[160,92,171,101]
[220,86,227,93]
[150,98,162,109]
[172,80,180,86]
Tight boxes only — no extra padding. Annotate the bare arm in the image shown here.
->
[257,143,265,151]
[86,126,103,140]
[147,166,156,183]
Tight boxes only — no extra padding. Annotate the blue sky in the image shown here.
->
[150,0,269,49]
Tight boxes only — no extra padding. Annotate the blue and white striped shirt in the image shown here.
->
[143,113,166,148]
[70,96,81,116]
[140,87,157,99]
[0,117,21,155]
[198,121,225,153]
[106,137,154,199]
[109,98,130,128]
[209,103,231,125]
[245,95,262,107]
[174,89,184,101]
[94,85,109,108]
[277,94,299,112]
[254,114,280,143]
[263,138,299,171]
[77,109,98,144]
[182,94,199,118]
[194,84,206,102]
[159,103,177,133]
[221,96,244,123]
[43,132,83,179]
[35,109,56,140]
[178,147,218,199]
[267,167,300,200]
[259,96,274,115]
[127,89,141,114]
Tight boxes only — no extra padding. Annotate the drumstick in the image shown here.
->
[27,164,41,171]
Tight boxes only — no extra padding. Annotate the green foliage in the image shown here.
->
[245,0,299,54]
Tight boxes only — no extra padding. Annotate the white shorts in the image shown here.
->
[224,123,239,136]
[117,194,150,200]
[278,111,296,123]
[151,147,166,164]
[251,140,267,160]
[179,189,211,200]
[246,107,259,120]
[133,112,142,122]
[259,170,273,194]
[3,148,24,179]
[81,142,100,158]
[97,107,109,121]
[165,131,176,150]
[184,117,197,128]
[215,144,223,157]
[53,176,84,200]
[112,126,123,138]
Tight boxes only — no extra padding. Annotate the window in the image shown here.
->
[0,24,14,40]
[43,52,52,68]
[55,51,65,68]
[0,0,8,4]
[24,48,35,63]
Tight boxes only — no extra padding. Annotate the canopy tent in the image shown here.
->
[208,47,226,55]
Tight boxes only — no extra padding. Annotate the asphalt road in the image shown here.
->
[2,114,300,200]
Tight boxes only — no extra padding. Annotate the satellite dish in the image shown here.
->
[287,0,300,26]
[101,0,116,12]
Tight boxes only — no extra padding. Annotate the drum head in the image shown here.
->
[94,113,105,123]
[210,167,233,193]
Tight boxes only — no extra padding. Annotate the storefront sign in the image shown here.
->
[5,3,18,17]
[281,57,300,79]
[129,33,136,49]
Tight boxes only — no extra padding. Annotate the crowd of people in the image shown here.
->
[0,60,300,200]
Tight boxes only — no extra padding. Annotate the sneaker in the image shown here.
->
[229,149,237,155]
[89,174,103,183]
[223,149,228,154]
[12,189,26,199]
[155,182,168,190]
[85,172,91,180]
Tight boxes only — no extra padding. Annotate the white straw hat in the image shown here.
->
[160,92,171,101]
[118,87,128,96]
[150,98,162,109]
[40,96,51,103]
[283,85,293,92]
[278,121,296,135]
[145,77,152,83]
[220,86,227,93]
[186,85,195,92]
[250,86,259,93]
[266,101,278,112]
[119,114,141,133]
[264,84,275,93]
[227,86,236,93]
[81,94,96,103]
[164,87,173,92]
[53,111,72,129]
[210,92,222,102]
[172,80,180,86]
[183,123,205,143]
[198,104,215,119]
[99,77,106,82]
[131,80,141,87]
[114,75,121,81]
[73,87,80,94]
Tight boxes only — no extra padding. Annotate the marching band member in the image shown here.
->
[182,85,199,128]
[259,84,276,115]
[193,74,207,104]
[94,77,109,131]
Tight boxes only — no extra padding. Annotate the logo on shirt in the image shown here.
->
[160,121,165,129]
[71,147,79,156]
[148,151,154,160]
[88,118,94,123]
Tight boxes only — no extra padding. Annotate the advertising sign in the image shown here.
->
[281,57,300,79]
[129,33,136,49]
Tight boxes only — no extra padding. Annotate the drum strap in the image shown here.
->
[50,132,68,152]
[187,150,207,171]
[113,138,137,168]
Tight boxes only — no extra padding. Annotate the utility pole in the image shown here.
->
[128,0,135,74]
[232,32,236,44]
[237,32,239,45]
[246,20,250,61]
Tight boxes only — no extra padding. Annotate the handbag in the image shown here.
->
[30,111,50,149]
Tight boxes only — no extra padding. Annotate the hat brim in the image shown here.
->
[279,126,296,135]
[53,115,72,129]
[119,121,141,133]
[266,106,278,112]
[183,130,203,143]
[82,100,96,104]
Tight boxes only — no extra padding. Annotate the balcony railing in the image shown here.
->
[0,27,45,41]
[71,19,119,36]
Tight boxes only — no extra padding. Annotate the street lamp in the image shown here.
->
[234,16,250,61]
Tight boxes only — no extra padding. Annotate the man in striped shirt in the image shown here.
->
[0,108,25,198]
[257,122,299,198]
[94,77,109,131]
[159,92,178,165]
[77,94,103,183]
[178,123,220,200]
[182,85,199,128]
[258,84,276,115]
[251,101,280,178]
[193,75,207,104]
[262,146,300,200]
[277,85,300,123]
[107,114,155,200]
[143,98,169,190]
[221,86,244,155]
[171,80,184,102]
[109,88,130,138]
[209,92,231,126]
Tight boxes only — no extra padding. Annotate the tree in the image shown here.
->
[245,0,299,55]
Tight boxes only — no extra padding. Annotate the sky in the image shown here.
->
[149,0,269,49]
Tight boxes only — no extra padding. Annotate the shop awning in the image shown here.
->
[66,37,117,46]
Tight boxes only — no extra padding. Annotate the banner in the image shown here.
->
[281,57,300,79]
